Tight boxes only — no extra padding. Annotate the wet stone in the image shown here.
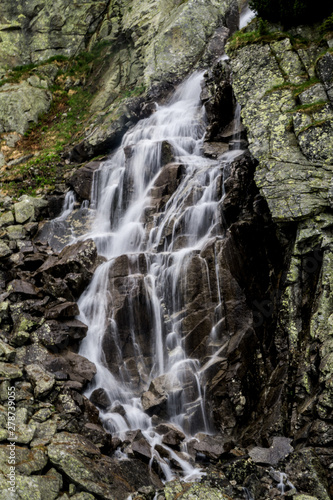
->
[68,161,102,201]
[131,431,152,462]
[155,423,185,447]
[90,387,111,410]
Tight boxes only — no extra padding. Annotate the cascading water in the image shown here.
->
[69,71,244,480]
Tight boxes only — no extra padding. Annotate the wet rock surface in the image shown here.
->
[0,11,332,500]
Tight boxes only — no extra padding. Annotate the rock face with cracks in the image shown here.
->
[0,5,333,500]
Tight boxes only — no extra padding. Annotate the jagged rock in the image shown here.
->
[285,448,331,500]
[316,52,333,95]
[0,211,14,227]
[37,239,99,289]
[31,407,54,422]
[141,374,182,417]
[41,275,75,301]
[82,422,112,452]
[0,301,10,323]
[18,252,47,272]
[25,363,55,397]
[14,422,37,445]
[228,40,333,221]
[149,162,185,212]
[58,392,81,416]
[155,423,185,447]
[11,316,36,346]
[71,493,96,500]
[45,302,80,319]
[249,437,293,465]
[0,445,47,475]
[68,161,102,201]
[0,361,22,380]
[298,83,328,105]
[293,496,320,500]
[270,38,306,84]
[0,467,62,500]
[0,1,110,67]
[35,317,88,350]
[0,241,12,258]
[7,279,38,298]
[13,195,48,223]
[201,61,234,142]
[44,351,96,387]
[14,199,35,224]
[130,430,152,462]
[90,388,111,410]
[0,339,15,361]
[47,432,161,499]
[30,419,57,447]
[0,82,52,135]
[164,479,231,499]
[6,224,25,240]
[193,433,234,460]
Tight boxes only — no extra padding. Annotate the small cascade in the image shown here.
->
[277,471,295,495]
[41,190,77,250]
[229,102,244,151]
[73,71,245,480]
[57,190,76,221]
[243,487,254,500]
[269,468,296,495]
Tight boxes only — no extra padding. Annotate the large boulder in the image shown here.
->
[47,432,161,499]
[0,82,52,135]
[68,161,102,202]
[227,39,333,221]
[35,319,88,351]
[37,239,101,296]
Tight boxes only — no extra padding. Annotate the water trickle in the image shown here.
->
[231,102,242,147]
[58,190,76,221]
[72,71,242,479]
[243,487,254,500]
[277,471,295,495]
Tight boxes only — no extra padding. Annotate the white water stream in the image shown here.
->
[71,71,243,480]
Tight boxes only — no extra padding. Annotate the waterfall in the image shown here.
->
[72,71,242,479]
[57,190,76,221]
[239,4,256,29]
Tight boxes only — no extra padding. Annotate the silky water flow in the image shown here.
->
[59,71,245,480]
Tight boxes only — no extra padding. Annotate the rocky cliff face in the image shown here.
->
[227,23,333,455]
[0,2,333,500]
